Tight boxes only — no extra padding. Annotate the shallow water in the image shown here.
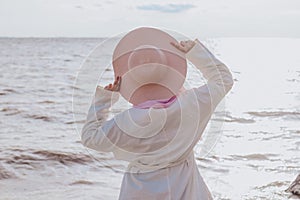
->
[0,37,299,200]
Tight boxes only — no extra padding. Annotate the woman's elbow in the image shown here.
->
[81,131,92,148]
[80,128,115,152]
[226,78,234,92]
[223,71,234,93]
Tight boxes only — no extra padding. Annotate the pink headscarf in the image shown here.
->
[133,95,177,109]
[133,87,186,109]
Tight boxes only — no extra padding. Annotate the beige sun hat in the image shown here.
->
[112,27,187,105]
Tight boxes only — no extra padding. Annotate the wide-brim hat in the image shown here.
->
[112,27,187,105]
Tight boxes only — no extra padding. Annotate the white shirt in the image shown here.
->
[81,39,234,199]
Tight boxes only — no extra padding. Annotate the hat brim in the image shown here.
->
[112,27,187,105]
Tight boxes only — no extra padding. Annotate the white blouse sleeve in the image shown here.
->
[185,39,234,110]
[80,86,120,152]
[81,86,165,155]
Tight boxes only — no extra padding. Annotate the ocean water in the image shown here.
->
[0,37,299,200]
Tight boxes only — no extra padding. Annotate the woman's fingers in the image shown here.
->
[170,41,178,48]
[104,76,121,91]
[115,76,121,91]
[170,41,187,53]
[170,41,182,49]
[171,40,196,53]
[112,82,118,91]
[104,84,111,89]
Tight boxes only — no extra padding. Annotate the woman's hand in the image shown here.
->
[104,76,121,91]
[170,39,196,53]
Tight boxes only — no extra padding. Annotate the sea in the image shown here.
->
[0,37,299,200]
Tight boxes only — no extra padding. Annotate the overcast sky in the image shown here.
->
[0,0,299,37]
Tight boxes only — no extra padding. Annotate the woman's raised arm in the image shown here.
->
[172,38,234,109]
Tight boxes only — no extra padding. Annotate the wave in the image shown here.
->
[1,107,23,116]
[0,149,99,180]
[69,180,94,185]
[247,111,300,118]
[4,149,94,167]
[1,108,57,122]
[287,78,300,82]
[255,181,288,190]
[0,88,17,96]
[229,153,279,161]
[24,114,53,122]
[33,150,93,165]
[38,100,56,104]
[212,115,255,124]
[65,119,86,124]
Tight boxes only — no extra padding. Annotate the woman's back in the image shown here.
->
[81,38,234,199]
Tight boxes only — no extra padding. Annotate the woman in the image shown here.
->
[81,30,234,199]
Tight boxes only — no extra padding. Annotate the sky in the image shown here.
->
[0,0,299,38]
